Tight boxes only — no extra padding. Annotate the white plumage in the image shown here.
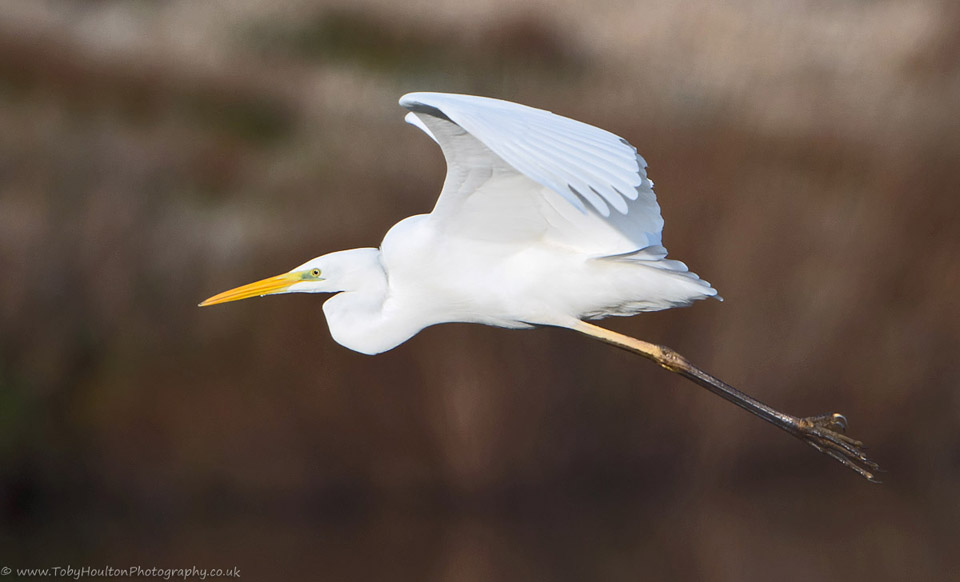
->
[201,92,718,354]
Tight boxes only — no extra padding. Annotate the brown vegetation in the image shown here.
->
[2,1,958,579]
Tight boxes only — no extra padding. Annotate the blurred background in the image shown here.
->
[1,0,958,580]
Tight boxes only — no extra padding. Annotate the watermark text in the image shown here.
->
[1,565,240,580]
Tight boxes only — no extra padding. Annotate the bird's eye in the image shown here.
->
[311,269,321,278]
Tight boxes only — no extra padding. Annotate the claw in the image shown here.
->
[807,412,848,433]
[830,413,848,432]
[796,412,881,482]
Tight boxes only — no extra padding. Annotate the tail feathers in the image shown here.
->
[598,245,722,300]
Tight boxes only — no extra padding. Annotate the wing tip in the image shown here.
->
[399,93,452,119]
[404,111,439,144]
[398,92,425,107]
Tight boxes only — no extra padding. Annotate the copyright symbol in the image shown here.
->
[1,566,11,575]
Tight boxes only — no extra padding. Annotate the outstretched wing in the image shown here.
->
[399,92,664,255]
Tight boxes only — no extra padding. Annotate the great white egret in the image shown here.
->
[201,92,879,481]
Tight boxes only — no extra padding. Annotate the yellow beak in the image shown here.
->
[199,272,303,307]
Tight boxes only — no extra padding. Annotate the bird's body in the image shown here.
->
[200,92,879,481]
[321,212,715,354]
[353,215,717,354]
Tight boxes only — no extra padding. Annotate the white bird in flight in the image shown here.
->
[201,92,879,481]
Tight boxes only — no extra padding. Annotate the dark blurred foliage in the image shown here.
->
[1,1,959,580]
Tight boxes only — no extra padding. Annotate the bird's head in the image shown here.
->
[198,248,382,307]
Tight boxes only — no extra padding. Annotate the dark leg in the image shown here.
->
[569,320,880,482]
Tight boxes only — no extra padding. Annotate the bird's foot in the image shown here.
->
[794,413,881,482]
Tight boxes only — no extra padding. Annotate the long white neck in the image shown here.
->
[319,248,421,355]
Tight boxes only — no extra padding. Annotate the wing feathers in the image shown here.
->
[399,92,667,254]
